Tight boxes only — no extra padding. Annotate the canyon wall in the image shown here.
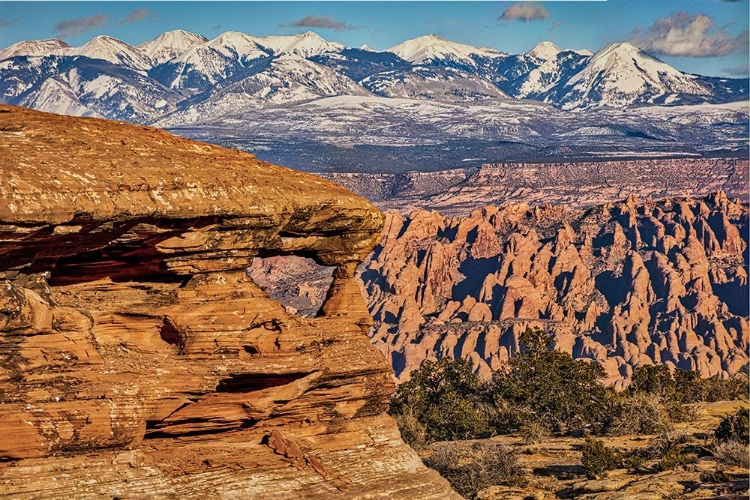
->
[324,157,749,217]
[0,106,458,498]
[362,193,749,389]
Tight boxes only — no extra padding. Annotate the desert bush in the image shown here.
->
[654,447,692,471]
[604,392,673,436]
[519,421,551,445]
[630,365,748,405]
[489,327,613,433]
[581,437,622,479]
[424,441,526,498]
[621,452,646,473]
[644,431,692,471]
[392,409,428,450]
[713,439,749,468]
[714,407,749,443]
[645,431,689,459]
[674,369,748,403]
[663,399,700,423]
[390,358,489,444]
[699,469,731,483]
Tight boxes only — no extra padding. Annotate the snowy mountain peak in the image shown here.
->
[561,41,710,109]
[595,42,648,60]
[138,29,207,65]
[72,35,153,70]
[0,39,71,61]
[300,31,323,39]
[587,42,680,77]
[360,44,375,52]
[388,35,503,65]
[527,41,561,61]
[259,31,344,58]
[205,31,269,61]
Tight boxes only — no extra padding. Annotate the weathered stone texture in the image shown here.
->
[0,105,458,499]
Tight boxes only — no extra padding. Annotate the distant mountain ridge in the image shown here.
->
[0,29,746,126]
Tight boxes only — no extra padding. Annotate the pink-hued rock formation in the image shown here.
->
[363,193,749,389]
[0,105,458,498]
[324,158,749,218]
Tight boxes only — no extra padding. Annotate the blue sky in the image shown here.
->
[0,1,747,77]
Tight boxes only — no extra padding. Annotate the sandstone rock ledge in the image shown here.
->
[0,106,458,498]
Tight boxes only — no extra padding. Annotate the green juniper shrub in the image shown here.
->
[629,365,676,399]
[390,357,489,445]
[423,441,526,498]
[655,447,690,472]
[621,452,646,473]
[626,365,747,426]
[389,327,745,453]
[674,368,748,403]
[581,437,623,479]
[488,327,613,433]
[714,407,749,443]
[485,400,537,435]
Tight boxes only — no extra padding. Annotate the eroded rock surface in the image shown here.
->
[324,158,749,217]
[363,194,749,388]
[0,105,458,499]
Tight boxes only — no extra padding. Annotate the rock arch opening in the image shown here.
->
[246,255,335,318]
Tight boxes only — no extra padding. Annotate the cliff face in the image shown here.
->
[0,105,457,498]
[363,194,749,389]
[324,158,749,217]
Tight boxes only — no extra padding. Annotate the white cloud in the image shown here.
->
[632,12,747,57]
[54,14,109,38]
[500,4,550,22]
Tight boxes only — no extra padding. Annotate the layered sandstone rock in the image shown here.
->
[0,106,458,498]
[363,194,749,389]
[324,158,749,217]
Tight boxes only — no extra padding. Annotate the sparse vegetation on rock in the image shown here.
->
[713,439,749,468]
[423,441,526,498]
[391,328,748,450]
[488,327,613,434]
[581,437,623,479]
[390,357,490,445]
[715,407,750,443]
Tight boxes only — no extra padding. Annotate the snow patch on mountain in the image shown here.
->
[259,31,344,58]
[205,31,269,62]
[559,42,710,109]
[23,78,101,117]
[362,65,508,102]
[516,51,589,99]
[138,29,208,65]
[155,54,368,126]
[155,32,271,91]
[527,41,561,61]
[388,35,504,66]
[72,36,153,71]
[0,39,71,61]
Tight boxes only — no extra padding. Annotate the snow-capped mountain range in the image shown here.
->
[0,29,746,125]
[0,29,747,168]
